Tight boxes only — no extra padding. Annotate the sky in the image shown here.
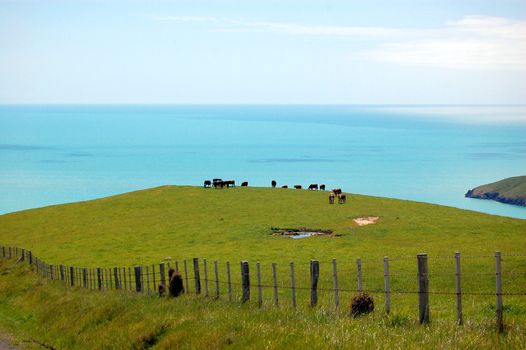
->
[1,0,526,105]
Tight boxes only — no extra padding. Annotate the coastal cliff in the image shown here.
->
[465,176,526,207]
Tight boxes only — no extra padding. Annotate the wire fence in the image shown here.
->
[1,245,525,332]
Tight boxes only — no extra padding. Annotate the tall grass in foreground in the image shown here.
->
[0,260,524,349]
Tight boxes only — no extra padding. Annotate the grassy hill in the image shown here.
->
[0,186,525,348]
[0,186,524,266]
[466,176,526,206]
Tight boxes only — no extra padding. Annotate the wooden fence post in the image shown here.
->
[97,267,102,290]
[384,256,390,314]
[1,246,4,258]
[128,267,133,290]
[256,262,262,308]
[159,263,166,288]
[310,260,319,307]
[214,261,219,299]
[226,262,232,302]
[83,268,88,288]
[114,267,120,289]
[28,251,32,265]
[357,257,362,292]
[135,266,142,292]
[417,253,429,324]
[152,265,156,293]
[495,251,504,333]
[121,267,126,291]
[70,266,75,286]
[272,263,278,306]
[145,266,150,294]
[8,247,12,258]
[454,252,462,325]
[21,248,25,262]
[333,259,339,308]
[184,260,189,293]
[60,265,65,281]
[175,261,179,273]
[140,267,144,293]
[290,262,296,308]
[203,258,209,297]
[241,261,250,303]
[49,264,54,280]
[193,258,201,295]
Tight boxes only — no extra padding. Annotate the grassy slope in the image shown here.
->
[0,186,524,266]
[469,176,526,200]
[1,260,525,350]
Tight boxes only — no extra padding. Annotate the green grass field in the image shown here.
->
[0,186,525,348]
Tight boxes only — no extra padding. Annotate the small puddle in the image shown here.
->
[290,232,316,239]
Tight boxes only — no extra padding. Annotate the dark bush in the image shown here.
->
[350,292,374,317]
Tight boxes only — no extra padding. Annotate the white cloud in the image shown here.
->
[155,15,526,71]
[366,16,526,70]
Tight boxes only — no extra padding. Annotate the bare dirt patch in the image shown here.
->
[353,217,379,226]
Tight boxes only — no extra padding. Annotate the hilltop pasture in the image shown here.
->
[0,186,525,348]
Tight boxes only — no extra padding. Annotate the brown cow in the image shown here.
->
[338,193,347,204]
[223,180,235,188]
[294,185,302,189]
[213,180,224,189]
[332,188,342,196]
[320,184,326,191]
[241,181,248,187]
[308,184,318,190]
[329,192,335,204]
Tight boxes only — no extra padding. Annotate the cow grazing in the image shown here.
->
[338,193,347,204]
[329,192,335,204]
[213,180,224,189]
[332,188,342,196]
[241,181,248,187]
[308,184,318,190]
[294,185,302,190]
[320,184,326,191]
[204,180,212,188]
[271,180,277,188]
[224,180,235,188]
[281,185,288,189]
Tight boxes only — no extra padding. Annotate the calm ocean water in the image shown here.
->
[1,105,525,219]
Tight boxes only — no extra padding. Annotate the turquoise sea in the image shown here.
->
[1,105,525,219]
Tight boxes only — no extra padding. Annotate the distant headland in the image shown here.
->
[466,176,526,207]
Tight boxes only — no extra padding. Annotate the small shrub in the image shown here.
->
[350,292,374,318]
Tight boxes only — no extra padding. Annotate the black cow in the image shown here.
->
[320,184,326,191]
[241,181,248,186]
[294,185,302,189]
[204,180,212,188]
[308,184,318,190]
[281,185,288,189]
[271,180,277,188]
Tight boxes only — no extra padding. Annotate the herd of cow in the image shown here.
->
[203,178,347,204]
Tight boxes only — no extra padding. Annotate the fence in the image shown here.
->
[1,245,525,332]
